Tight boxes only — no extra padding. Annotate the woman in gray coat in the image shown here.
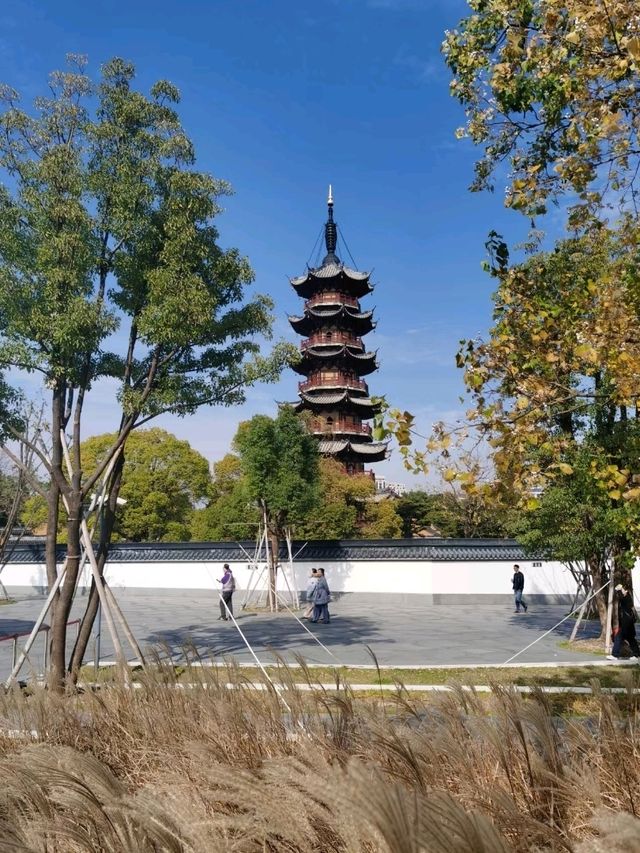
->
[311,568,331,624]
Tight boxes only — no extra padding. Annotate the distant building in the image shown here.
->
[288,188,387,474]
[375,475,407,497]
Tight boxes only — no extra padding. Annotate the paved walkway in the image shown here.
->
[0,590,603,680]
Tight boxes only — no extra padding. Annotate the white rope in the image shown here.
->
[217,593,295,718]
[274,589,343,664]
[503,579,611,664]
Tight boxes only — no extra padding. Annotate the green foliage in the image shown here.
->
[296,458,404,540]
[233,407,320,535]
[81,429,211,541]
[0,54,289,475]
[395,489,510,539]
[359,498,403,539]
[23,429,213,541]
[190,453,259,541]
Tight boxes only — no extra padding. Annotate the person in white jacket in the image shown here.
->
[304,568,318,618]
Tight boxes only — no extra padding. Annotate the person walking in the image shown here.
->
[218,563,236,621]
[512,564,528,613]
[304,568,318,618]
[607,583,640,660]
[311,567,331,624]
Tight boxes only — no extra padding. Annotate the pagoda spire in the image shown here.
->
[323,184,338,264]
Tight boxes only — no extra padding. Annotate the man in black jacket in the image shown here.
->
[607,583,639,660]
[512,564,528,613]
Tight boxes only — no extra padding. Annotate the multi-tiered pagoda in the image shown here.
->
[289,188,387,474]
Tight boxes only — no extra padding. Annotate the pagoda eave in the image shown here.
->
[290,263,372,299]
[318,439,388,463]
[293,391,382,416]
[292,346,378,376]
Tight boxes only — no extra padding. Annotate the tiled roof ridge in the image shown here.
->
[5,538,534,563]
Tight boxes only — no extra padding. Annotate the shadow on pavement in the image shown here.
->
[507,610,601,641]
[142,613,387,663]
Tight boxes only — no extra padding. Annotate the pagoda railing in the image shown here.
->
[301,332,363,350]
[299,375,368,393]
[305,291,359,310]
[310,419,372,436]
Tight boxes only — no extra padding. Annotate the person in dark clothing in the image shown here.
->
[218,563,235,621]
[512,564,528,613]
[607,584,639,660]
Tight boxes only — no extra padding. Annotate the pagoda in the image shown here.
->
[288,188,387,473]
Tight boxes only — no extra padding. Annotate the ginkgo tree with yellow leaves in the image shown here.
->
[378,227,640,631]
[444,0,640,228]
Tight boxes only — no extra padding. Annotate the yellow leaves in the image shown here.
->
[565,31,580,46]
[526,497,540,511]
[608,489,622,500]
[556,463,574,476]
[612,469,629,487]
[600,111,622,134]
[574,343,598,363]
[623,487,640,502]
[515,396,529,411]
[442,469,457,483]
[626,36,640,62]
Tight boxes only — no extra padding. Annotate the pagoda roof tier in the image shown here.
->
[292,346,378,376]
[293,390,382,416]
[290,261,373,299]
[318,439,388,462]
[288,305,375,336]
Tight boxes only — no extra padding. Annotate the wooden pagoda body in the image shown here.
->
[289,190,387,473]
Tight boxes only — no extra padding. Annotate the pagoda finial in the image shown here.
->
[323,184,338,263]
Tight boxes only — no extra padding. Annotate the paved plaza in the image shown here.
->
[0,589,604,680]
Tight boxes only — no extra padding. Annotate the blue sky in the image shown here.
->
[1,0,534,486]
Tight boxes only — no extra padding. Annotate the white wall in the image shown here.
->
[4,555,632,600]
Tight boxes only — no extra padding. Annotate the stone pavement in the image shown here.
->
[0,590,603,680]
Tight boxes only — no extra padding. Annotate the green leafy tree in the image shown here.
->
[297,458,372,539]
[510,444,627,636]
[360,499,403,539]
[80,429,210,541]
[233,407,320,608]
[190,453,259,541]
[0,57,291,688]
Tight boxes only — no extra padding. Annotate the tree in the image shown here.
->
[233,407,320,608]
[395,489,509,538]
[190,453,259,541]
[381,233,640,633]
[444,0,640,226]
[0,57,290,688]
[297,458,372,539]
[509,443,627,635]
[80,429,211,541]
[295,458,403,540]
[359,498,403,539]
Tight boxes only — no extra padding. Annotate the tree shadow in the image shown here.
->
[507,609,602,642]
[142,612,389,665]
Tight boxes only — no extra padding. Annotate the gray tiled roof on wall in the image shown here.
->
[6,538,531,564]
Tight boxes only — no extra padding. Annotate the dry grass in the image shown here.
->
[0,658,639,851]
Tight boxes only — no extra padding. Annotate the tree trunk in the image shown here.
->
[48,491,82,691]
[267,528,279,612]
[68,452,124,680]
